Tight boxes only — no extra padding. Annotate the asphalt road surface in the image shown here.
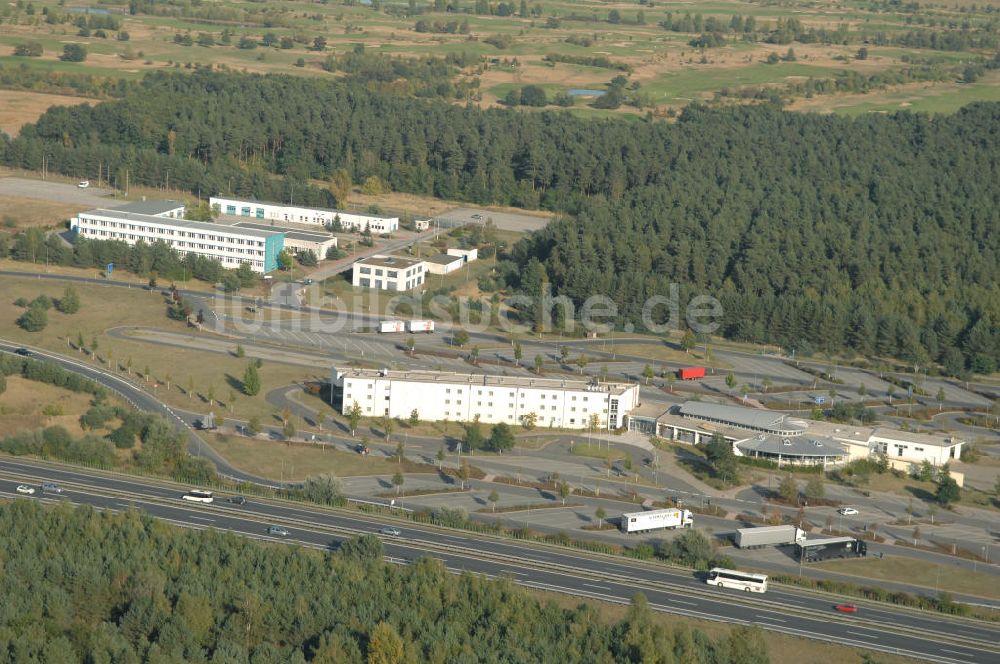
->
[0,457,996,664]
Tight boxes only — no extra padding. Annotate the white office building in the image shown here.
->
[351,255,425,291]
[72,206,285,273]
[210,196,399,234]
[333,367,640,430]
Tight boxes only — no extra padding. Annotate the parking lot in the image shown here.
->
[0,176,118,208]
[437,207,553,233]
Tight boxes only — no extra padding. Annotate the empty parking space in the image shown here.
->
[437,207,553,233]
[0,176,116,207]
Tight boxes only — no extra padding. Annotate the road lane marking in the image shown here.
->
[846,631,876,639]
[757,615,785,622]
[189,516,215,522]
[499,569,527,576]
[582,583,611,591]
[670,599,696,607]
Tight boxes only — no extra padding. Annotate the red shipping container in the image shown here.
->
[677,366,706,380]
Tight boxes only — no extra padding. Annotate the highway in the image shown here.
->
[0,456,997,664]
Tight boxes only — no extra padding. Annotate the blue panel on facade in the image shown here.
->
[263,234,284,273]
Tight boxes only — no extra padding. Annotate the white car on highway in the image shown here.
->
[78,180,89,188]
[838,507,859,516]
[16,485,35,495]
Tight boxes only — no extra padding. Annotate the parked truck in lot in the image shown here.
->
[379,320,405,334]
[795,536,867,562]
[677,366,706,380]
[406,319,435,333]
[734,525,807,549]
[621,508,693,533]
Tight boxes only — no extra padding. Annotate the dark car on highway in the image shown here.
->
[14,348,31,356]
[227,496,246,505]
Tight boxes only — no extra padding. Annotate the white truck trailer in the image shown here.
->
[620,508,693,533]
[734,525,807,549]
[406,319,435,333]
[378,320,405,333]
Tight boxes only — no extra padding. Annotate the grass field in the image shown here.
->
[570,442,626,462]
[203,430,419,481]
[0,196,81,231]
[0,90,97,139]
[2,0,998,121]
[0,375,109,438]
[0,276,316,422]
[816,557,1000,601]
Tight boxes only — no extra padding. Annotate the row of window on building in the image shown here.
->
[78,226,264,268]
[82,218,266,248]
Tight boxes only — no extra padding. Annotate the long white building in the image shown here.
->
[333,367,640,430]
[72,203,285,273]
[627,399,964,468]
[210,196,398,234]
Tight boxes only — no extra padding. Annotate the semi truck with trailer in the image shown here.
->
[406,319,435,333]
[734,525,807,549]
[795,536,867,562]
[677,367,706,380]
[378,320,405,333]
[620,508,694,533]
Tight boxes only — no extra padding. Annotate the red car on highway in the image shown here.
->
[834,604,858,614]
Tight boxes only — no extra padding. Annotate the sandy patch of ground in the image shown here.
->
[0,90,97,138]
[0,376,100,439]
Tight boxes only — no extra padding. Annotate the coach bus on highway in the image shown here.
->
[181,490,214,504]
[706,568,769,593]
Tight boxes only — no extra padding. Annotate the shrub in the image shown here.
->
[61,44,87,62]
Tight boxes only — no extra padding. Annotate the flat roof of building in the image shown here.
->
[654,411,747,439]
[870,427,963,448]
[338,367,637,395]
[111,199,186,216]
[233,221,335,243]
[736,433,848,458]
[806,423,874,444]
[679,400,809,434]
[424,253,463,265]
[80,209,283,240]
[354,255,423,270]
[211,196,398,220]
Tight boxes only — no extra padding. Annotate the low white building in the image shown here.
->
[210,196,398,234]
[232,221,337,261]
[868,428,963,466]
[351,255,425,291]
[629,399,964,468]
[423,253,464,275]
[333,367,640,430]
[447,247,478,262]
[413,218,431,231]
[72,206,285,273]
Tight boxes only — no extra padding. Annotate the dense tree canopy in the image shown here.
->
[0,501,767,662]
[3,70,998,370]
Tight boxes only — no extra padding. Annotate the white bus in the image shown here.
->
[181,490,214,504]
[706,568,768,593]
